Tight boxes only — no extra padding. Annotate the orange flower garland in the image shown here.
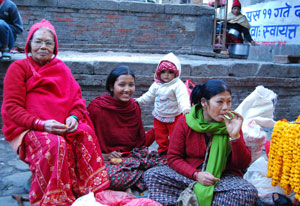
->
[267,115,300,200]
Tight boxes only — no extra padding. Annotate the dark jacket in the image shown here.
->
[0,0,23,36]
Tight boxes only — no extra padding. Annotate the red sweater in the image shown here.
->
[167,116,251,179]
[1,57,87,141]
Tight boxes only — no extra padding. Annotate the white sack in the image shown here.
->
[72,192,107,206]
[235,85,277,128]
[235,85,277,163]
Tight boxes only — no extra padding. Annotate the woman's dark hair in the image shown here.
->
[106,65,135,95]
[191,79,231,109]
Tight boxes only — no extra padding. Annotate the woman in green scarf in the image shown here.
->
[144,79,258,205]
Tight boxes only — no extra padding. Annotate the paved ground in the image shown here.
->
[0,136,30,206]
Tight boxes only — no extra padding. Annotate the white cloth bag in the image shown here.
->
[235,85,277,163]
[235,85,277,128]
[72,192,107,206]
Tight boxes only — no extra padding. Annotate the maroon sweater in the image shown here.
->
[167,116,251,179]
[87,93,146,154]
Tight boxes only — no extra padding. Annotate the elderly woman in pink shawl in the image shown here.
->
[1,19,109,205]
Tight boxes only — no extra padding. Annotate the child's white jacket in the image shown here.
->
[136,53,191,118]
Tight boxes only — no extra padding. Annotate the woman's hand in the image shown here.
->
[65,116,78,133]
[183,109,190,114]
[102,151,122,161]
[196,171,220,186]
[223,111,243,138]
[44,120,68,135]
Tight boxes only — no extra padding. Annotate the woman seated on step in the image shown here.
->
[144,79,258,206]
[87,65,167,193]
[1,19,109,205]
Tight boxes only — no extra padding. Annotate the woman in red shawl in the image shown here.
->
[1,19,109,205]
[87,65,167,193]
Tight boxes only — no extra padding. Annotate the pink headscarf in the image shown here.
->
[24,19,59,77]
[155,60,179,83]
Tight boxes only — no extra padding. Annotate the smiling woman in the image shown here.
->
[87,65,167,192]
[111,73,135,102]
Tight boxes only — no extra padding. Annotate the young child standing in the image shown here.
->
[136,52,191,156]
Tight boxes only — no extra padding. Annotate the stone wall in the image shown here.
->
[66,60,300,128]
[1,56,299,130]
[13,0,215,55]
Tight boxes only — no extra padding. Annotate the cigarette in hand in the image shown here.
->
[224,114,231,120]
[224,112,234,120]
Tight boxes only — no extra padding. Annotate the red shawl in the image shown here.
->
[1,19,92,141]
[1,57,92,141]
[87,93,146,154]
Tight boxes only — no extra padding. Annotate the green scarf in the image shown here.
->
[185,105,231,206]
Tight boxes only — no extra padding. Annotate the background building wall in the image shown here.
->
[239,0,300,61]
[13,0,215,56]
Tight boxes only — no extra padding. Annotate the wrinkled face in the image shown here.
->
[201,91,232,123]
[30,28,55,65]
[159,70,176,83]
[232,7,241,15]
[111,74,135,102]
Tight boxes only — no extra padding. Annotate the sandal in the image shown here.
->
[1,48,12,61]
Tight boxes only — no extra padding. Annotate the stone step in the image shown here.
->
[273,55,300,64]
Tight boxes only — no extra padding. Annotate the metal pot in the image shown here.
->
[228,43,250,59]
[228,28,240,38]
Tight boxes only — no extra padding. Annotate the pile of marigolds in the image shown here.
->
[267,115,300,200]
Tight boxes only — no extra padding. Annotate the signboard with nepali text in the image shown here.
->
[243,0,300,46]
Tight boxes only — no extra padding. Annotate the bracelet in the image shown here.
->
[229,132,240,141]
[192,171,199,181]
[229,136,239,141]
[34,119,45,131]
[70,115,78,122]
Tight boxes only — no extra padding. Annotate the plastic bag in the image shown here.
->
[235,85,277,163]
[244,157,293,204]
[72,192,106,206]
[242,119,268,163]
[95,190,162,206]
[185,80,195,97]
[185,80,195,105]
[208,0,226,7]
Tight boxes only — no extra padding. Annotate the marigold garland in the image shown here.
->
[267,115,300,200]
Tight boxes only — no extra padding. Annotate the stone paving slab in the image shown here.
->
[8,50,269,65]
[0,137,30,206]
